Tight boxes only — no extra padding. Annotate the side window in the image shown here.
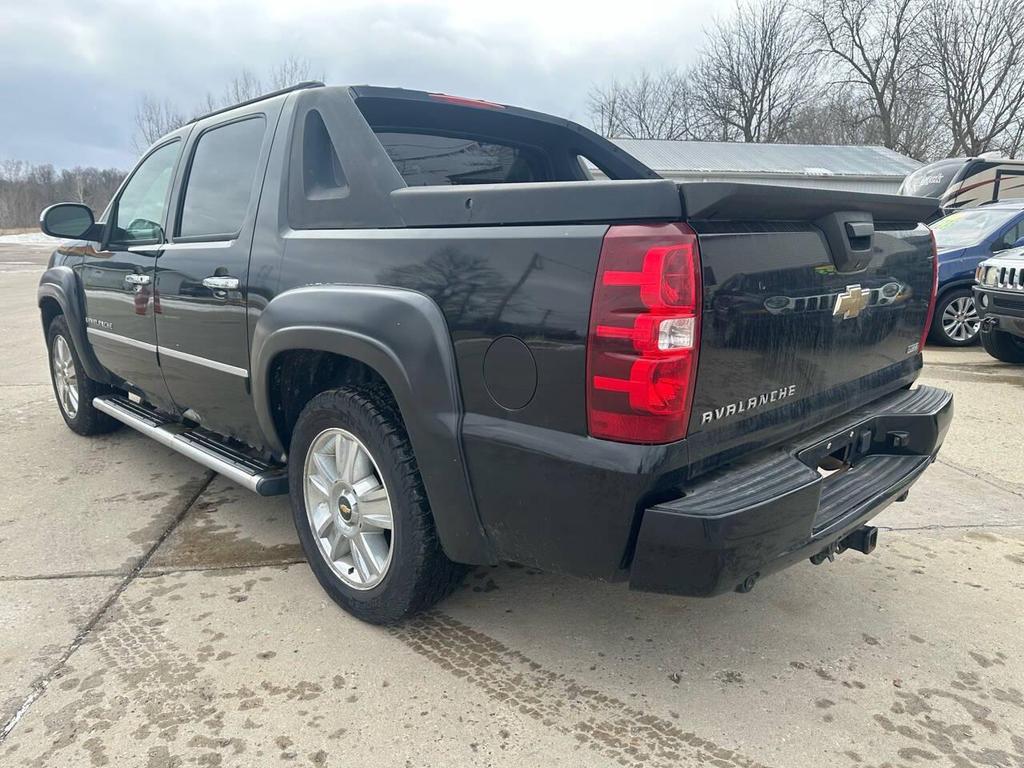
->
[111,141,180,245]
[178,117,266,239]
[1009,221,1024,247]
[996,220,1024,250]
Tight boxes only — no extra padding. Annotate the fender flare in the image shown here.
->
[250,284,495,566]
[37,266,108,382]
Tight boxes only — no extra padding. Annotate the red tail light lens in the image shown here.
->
[920,230,939,351]
[586,223,701,443]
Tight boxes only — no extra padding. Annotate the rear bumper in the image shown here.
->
[629,385,953,596]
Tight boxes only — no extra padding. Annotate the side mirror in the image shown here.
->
[1013,236,1024,249]
[40,203,96,240]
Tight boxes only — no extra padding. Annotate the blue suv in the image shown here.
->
[929,202,1024,345]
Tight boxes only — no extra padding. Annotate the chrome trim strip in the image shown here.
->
[128,240,236,253]
[87,328,247,377]
[159,346,249,378]
[92,397,262,492]
[87,327,157,353]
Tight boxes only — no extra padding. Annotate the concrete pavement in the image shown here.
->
[1,243,1021,767]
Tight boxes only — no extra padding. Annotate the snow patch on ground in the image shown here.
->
[0,232,61,245]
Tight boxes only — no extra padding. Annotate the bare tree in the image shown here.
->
[588,70,706,140]
[0,162,125,228]
[1002,118,1024,158]
[224,68,263,103]
[133,96,186,152]
[924,0,1024,156]
[132,57,321,151]
[269,56,322,90]
[691,0,812,142]
[787,94,881,145]
[804,0,938,158]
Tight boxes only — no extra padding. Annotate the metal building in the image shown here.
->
[607,139,922,194]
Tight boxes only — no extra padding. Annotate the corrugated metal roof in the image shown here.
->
[610,139,921,179]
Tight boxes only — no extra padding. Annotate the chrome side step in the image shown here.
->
[93,395,288,496]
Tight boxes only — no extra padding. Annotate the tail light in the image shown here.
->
[586,223,702,443]
[920,230,939,351]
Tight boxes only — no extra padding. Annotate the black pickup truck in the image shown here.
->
[38,83,952,623]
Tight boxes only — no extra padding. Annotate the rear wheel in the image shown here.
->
[930,289,980,346]
[46,315,120,436]
[980,327,1024,363]
[288,386,466,624]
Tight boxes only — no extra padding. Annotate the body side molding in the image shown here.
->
[250,284,494,565]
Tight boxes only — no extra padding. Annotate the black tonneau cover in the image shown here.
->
[680,182,940,224]
[390,179,681,227]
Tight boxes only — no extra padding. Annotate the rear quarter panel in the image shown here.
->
[273,226,606,435]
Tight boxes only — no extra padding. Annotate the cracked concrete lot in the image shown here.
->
[0,242,1021,767]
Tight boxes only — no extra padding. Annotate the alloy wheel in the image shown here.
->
[303,427,394,590]
[52,335,79,418]
[941,295,980,343]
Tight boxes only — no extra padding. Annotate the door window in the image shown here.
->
[995,219,1024,250]
[178,117,266,239]
[110,141,180,245]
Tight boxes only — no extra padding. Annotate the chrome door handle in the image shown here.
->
[202,276,239,290]
[124,273,151,286]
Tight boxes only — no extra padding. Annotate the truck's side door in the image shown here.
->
[154,104,276,442]
[79,139,182,412]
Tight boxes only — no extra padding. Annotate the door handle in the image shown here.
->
[124,273,151,286]
[202,276,240,290]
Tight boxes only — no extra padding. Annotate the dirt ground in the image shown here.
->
[1,242,1021,767]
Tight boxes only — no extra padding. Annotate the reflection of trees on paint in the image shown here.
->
[380,247,519,329]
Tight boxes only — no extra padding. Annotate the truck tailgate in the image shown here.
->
[681,184,938,465]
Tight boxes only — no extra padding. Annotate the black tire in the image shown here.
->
[928,288,980,346]
[980,327,1024,363]
[288,386,467,624]
[46,315,121,436]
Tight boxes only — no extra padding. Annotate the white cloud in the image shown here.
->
[0,0,728,168]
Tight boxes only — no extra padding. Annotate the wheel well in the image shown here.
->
[937,282,973,301]
[40,297,62,332]
[268,350,394,450]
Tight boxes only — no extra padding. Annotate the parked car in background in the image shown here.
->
[974,249,1024,363]
[927,202,1024,345]
[900,156,1024,215]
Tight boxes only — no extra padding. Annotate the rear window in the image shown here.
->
[374,131,546,186]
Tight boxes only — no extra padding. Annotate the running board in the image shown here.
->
[93,395,289,496]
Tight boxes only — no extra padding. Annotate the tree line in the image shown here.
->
[0,161,124,231]
[589,0,1024,160]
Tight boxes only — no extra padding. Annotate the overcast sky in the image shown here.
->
[1,0,725,170]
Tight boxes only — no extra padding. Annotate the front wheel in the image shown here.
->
[980,327,1024,363]
[46,315,120,435]
[930,289,980,346]
[288,387,467,624]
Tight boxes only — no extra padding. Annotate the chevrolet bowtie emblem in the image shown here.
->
[833,284,869,320]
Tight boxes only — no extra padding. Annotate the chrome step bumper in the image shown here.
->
[93,395,288,496]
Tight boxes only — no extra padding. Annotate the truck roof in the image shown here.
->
[185,81,325,126]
